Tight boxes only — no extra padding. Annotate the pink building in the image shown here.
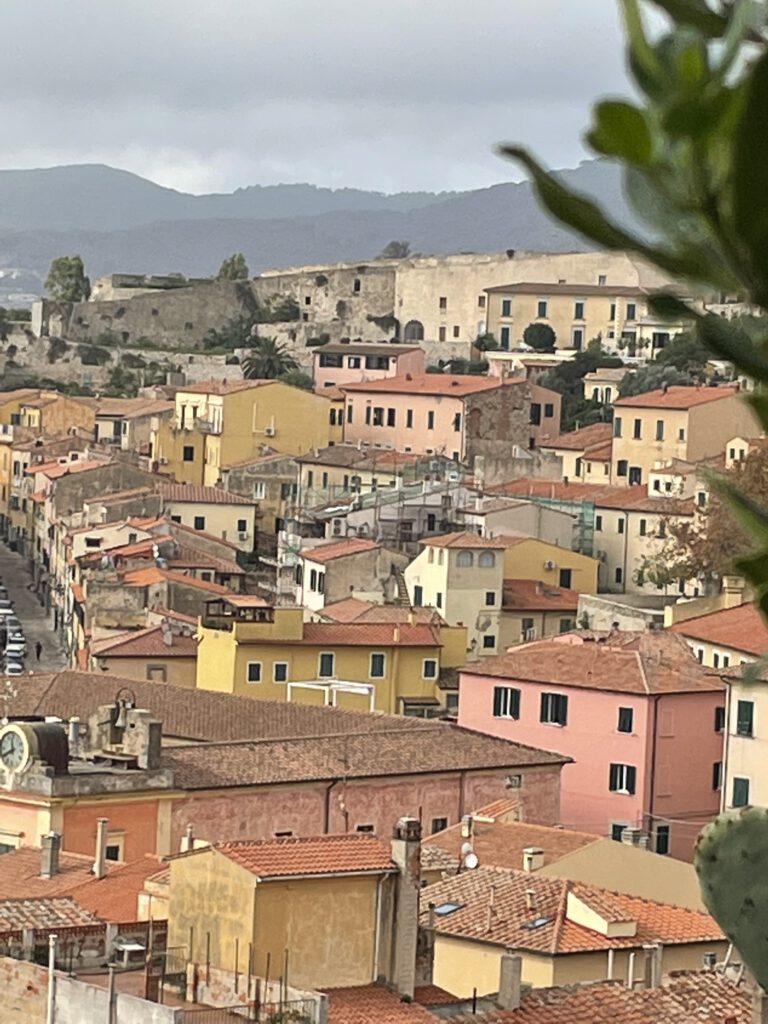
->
[314,343,425,391]
[458,630,725,861]
[342,374,533,462]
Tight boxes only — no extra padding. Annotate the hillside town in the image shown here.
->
[0,242,763,1023]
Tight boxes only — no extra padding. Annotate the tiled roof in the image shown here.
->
[302,538,380,562]
[68,855,167,922]
[457,972,748,1023]
[421,867,723,954]
[540,423,612,452]
[179,378,273,396]
[90,625,198,659]
[319,343,422,356]
[164,519,241,550]
[321,598,445,626]
[423,801,598,874]
[461,631,725,694]
[159,483,254,505]
[32,458,106,479]
[583,439,613,461]
[300,622,442,647]
[0,896,102,931]
[490,478,696,515]
[485,282,647,296]
[217,594,271,608]
[79,537,158,562]
[422,532,506,549]
[502,580,580,613]
[614,385,739,409]
[123,566,232,594]
[670,602,768,658]
[0,846,104,899]
[327,985,439,1024]
[342,375,515,397]
[96,398,174,418]
[211,834,394,878]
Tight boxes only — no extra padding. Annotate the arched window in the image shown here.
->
[456,550,474,568]
[403,319,425,342]
[478,552,496,568]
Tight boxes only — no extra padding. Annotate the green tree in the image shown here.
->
[378,240,411,259]
[217,253,250,280]
[523,322,556,352]
[202,315,256,350]
[654,330,710,373]
[242,337,298,380]
[45,256,91,302]
[474,333,499,352]
[539,349,623,432]
[279,368,314,390]
[618,364,694,397]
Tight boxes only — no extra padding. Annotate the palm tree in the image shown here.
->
[241,336,298,380]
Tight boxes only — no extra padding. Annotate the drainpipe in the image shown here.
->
[323,779,340,834]
[371,875,384,982]
[647,696,660,848]
[46,933,57,1024]
[721,675,730,813]
[457,770,467,820]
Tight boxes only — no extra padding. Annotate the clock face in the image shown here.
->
[0,729,25,771]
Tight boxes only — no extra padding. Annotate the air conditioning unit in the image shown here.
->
[332,519,343,536]
[543,560,557,571]
[159,457,170,465]
[238,531,249,541]
[264,426,276,437]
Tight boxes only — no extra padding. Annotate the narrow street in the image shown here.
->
[0,543,67,673]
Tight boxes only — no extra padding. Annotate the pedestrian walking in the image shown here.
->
[35,640,42,661]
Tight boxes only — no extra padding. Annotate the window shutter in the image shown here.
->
[540,693,548,721]
[609,764,618,790]
[511,689,520,719]
[627,766,637,795]
[493,688,503,717]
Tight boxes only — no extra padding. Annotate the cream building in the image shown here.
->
[159,483,257,550]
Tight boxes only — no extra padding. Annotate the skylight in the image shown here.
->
[522,915,553,930]
[433,901,464,916]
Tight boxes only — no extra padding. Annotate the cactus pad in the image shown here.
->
[695,806,768,990]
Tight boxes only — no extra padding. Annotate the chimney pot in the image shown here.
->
[497,951,522,1011]
[40,832,62,879]
[93,817,109,879]
[525,888,537,912]
[183,823,195,852]
[523,846,544,872]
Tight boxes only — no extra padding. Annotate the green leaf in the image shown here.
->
[698,314,768,379]
[645,0,728,37]
[587,101,654,165]
[647,292,701,320]
[620,0,668,97]
[732,50,768,302]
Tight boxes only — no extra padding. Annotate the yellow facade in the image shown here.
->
[196,604,462,714]
[168,846,386,989]
[502,538,599,594]
[152,381,333,487]
[89,654,197,688]
[161,499,256,550]
[498,609,576,649]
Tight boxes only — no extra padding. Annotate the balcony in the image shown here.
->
[196,418,222,435]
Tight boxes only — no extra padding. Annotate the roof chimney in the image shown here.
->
[182,823,195,852]
[93,817,109,879]
[525,888,537,912]
[497,951,522,1010]
[523,847,544,872]
[390,817,421,999]
[40,832,61,879]
[460,815,473,839]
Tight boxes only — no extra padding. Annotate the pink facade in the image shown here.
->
[458,671,724,861]
[344,388,468,459]
[314,345,425,392]
[529,384,562,447]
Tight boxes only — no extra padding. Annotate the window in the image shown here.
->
[372,407,384,426]
[559,618,574,633]
[386,408,396,427]
[618,707,634,733]
[540,692,568,726]
[715,706,725,732]
[436,592,442,608]
[318,653,335,677]
[500,326,511,349]
[655,420,664,441]
[617,518,625,534]
[485,591,496,606]
[544,403,554,417]
[370,653,386,678]
[267,662,288,684]
[478,551,496,568]
[493,686,521,719]
[521,617,535,638]
[348,356,361,369]
[501,298,512,316]
[696,648,704,663]
[633,418,642,440]
[85,537,102,549]
[712,761,723,790]
[427,411,435,430]
[170,515,181,524]
[613,417,622,438]
[413,585,423,606]
[246,662,262,683]
[736,699,754,737]
[574,300,585,319]
[732,776,750,807]
[609,302,616,320]
[453,549,475,570]
[478,294,486,308]
[353,277,361,293]
[105,840,123,862]
[572,329,584,350]
[319,352,343,368]
[537,299,548,318]
[423,658,438,679]
[595,515,603,531]
[575,456,583,477]
[406,409,413,428]
[627,302,637,320]
[530,404,542,426]
[615,567,624,584]
[655,825,670,855]
[356,824,375,833]
[274,830,293,838]
[611,823,627,841]
[183,446,195,462]
[453,325,460,338]
[439,296,447,310]
[431,817,448,834]
[617,459,628,477]
[678,427,686,441]
[453,412,462,432]
[713,653,720,669]
[482,635,496,649]
[558,568,572,589]
[146,665,167,683]
[639,518,646,536]
[438,327,446,342]
[347,404,353,424]
[236,519,248,534]
[193,516,206,531]
[609,763,637,794]
[599,275,607,286]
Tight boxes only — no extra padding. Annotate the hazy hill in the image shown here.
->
[0,160,642,293]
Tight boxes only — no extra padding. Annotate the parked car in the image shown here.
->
[6,631,25,644]
[4,660,23,675]
[0,608,17,618]
[4,617,22,632]
[5,643,26,659]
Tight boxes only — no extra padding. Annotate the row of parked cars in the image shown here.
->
[0,588,26,674]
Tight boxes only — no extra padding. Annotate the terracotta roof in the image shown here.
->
[123,566,232,594]
[422,532,506,549]
[164,519,241,550]
[457,972,748,1023]
[461,631,724,694]
[211,834,394,878]
[0,846,105,900]
[297,444,423,468]
[327,985,439,1024]
[423,800,598,874]
[502,580,580,613]
[79,537,158,562]
[90,625,198,659]
[178,378,274,396]
[0,896,102,931]
[319,343,422,356]
[96,398,174,418]
[421,867,722,954]
[321,598,445,626]
[86,486,155,506]
[216,594,271,608]
[614,385,739,409]
[68,855,167,922]
[342,375,515,397]
[160,483,254,505]
[490,478,696,516]
[583,439,613,461]
[299,622,442,647]
[485,282,647,296]
[539,423,612,452]
[32,458,106,479]
[670,602,768,658]
[302,538,380,562]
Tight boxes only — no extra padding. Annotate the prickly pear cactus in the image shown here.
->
[695,807,768,990]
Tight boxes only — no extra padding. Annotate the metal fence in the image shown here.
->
[181,1000,317,1023]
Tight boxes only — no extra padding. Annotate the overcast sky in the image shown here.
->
[3,1,630,195]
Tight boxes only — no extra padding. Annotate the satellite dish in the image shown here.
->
[463,852,479,870]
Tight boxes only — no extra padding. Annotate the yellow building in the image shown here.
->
[538,422,613,483]
[89,623,198,687]
[159,482,257,551]
[612,386,761,487]
[498,536,600,594]
[167,834,397,990]
[0,389,95,435]
[196,595,466,715]
[422,867,726,996]
[151,379,333,486]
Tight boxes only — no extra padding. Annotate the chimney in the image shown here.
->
[522,847,544,872]
[93,817,109,879]
[68,717,80,755]
[496,951,522,1010]
[40,832,61,879]
[525,889,537,912]
[390,817,421,999]
[182,823,195,852]
[460,815,473,839]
